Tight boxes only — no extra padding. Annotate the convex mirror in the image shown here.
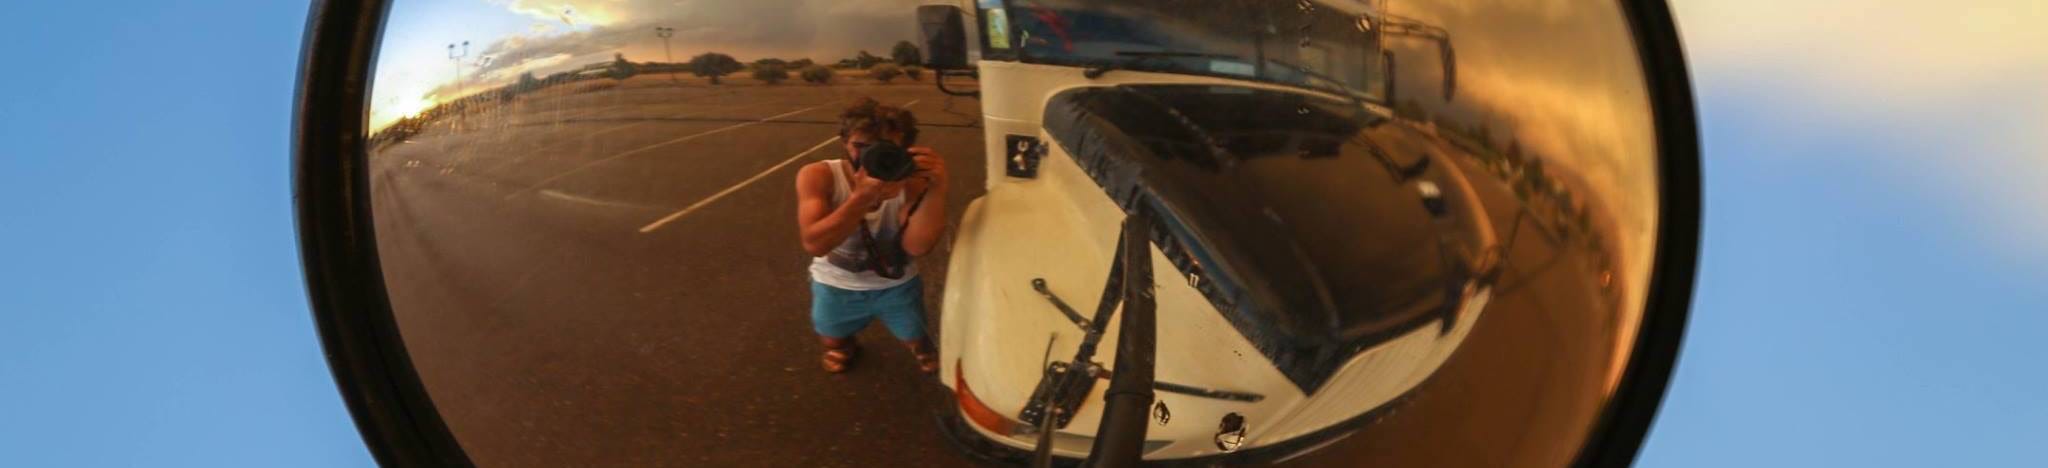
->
[296,0,1698,466]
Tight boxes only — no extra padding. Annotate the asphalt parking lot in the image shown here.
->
[372,73,1625,467]
[374,74,986,467]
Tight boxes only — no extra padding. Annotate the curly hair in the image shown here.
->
[837,97,919,146]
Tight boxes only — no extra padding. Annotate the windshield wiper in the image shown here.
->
[1264,59,1370,108]
[1026,213,1160,468]
[1084,50,1242,79]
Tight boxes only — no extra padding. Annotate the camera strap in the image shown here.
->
[854,180,932,280]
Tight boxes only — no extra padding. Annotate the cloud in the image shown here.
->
[1679,0,2047,100]
[365,0,927,131]
[493,0,633,27]
[479,52,574,83]
[1673,0,2048,261]
[448,0,920,90]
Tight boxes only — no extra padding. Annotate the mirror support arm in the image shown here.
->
[937,69,980,98]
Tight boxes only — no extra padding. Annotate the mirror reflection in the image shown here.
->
[366,0,1660,465]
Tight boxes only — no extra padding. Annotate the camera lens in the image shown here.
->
[859,140,917,182]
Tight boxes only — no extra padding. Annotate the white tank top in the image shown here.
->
[809,159,918,290]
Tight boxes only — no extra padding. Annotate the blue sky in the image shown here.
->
[0,1,371,466]
[1,1,2043,467]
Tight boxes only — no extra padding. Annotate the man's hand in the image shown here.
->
[898,147,951,257]
[850,171,906,209]
[908,147,949,191]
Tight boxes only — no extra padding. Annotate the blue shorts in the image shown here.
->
[810,277,928,340]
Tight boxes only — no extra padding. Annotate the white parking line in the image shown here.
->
[637,136,841,233]
[539,189,657,210]
[513,103,829,197]
[474,100,785,177]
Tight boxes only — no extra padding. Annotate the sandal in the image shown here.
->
[822,342,861,374]
[908,339,939,374]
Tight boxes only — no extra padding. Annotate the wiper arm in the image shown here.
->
[1031,278,1092,330]
[1084,50,1242,79]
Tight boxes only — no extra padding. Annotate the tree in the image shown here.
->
[790,58,815,68]
[607,53,637,81]
[515,71,542,93]
[903,65,925,81]
[800,65,835,84]
[891,41,923,66]
[753,58,787,68]
[688,52,744,85]
[753,63,789,85]
[854,50,885,69]
[869,63,903,83]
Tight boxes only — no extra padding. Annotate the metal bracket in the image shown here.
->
[1031,278,1090,330]
[1019,360,1098,431]
[1005,135,1043,179]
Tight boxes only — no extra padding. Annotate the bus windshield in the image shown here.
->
[994,0,1389,101]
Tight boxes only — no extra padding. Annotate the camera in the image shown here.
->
[855,139,919,182]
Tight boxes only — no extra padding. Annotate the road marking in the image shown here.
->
[512,103,829,197]
[539,189,656,210]
[487,102,767,166]
[473,100,783,177]
[638,136,841,233]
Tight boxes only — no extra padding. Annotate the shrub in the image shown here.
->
[903,65,925,81]
[869,63,903,83]
[891,41,923,66]
[688,52,744,85]
[800,65,834,84]
[753,63,789,85]
[854,50,884,69]
[607,53,637,81]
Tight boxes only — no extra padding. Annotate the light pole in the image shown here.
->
[448,41,468,129]
[653,27,677,84]
[448,41,470,93]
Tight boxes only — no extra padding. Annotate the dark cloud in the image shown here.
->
[463,0,921,84]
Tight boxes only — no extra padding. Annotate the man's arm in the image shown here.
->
[797,163,881,257]
[899,149,950,257]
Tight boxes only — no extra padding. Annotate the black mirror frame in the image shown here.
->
[294,0,474,466]
[292,1,1697,466]
[919,5,972,71]
[919,5,982,98]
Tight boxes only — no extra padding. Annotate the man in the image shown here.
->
[795,98,949,374]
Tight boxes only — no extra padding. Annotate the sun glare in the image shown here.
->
[371,93,440,133]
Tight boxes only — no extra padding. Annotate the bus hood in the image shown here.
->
[1041,83,1496,392]
[942,82,1495,459]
